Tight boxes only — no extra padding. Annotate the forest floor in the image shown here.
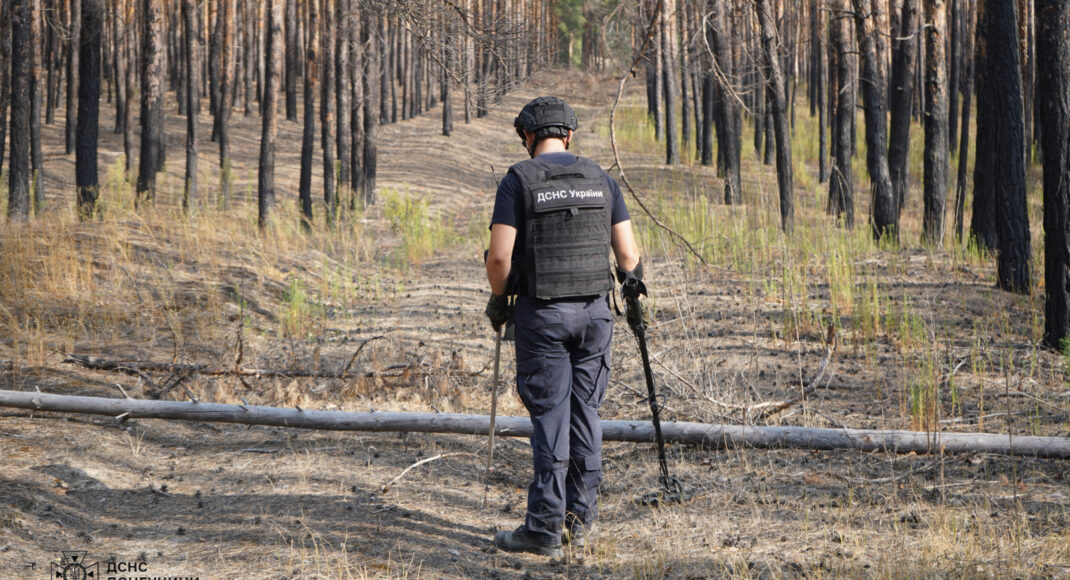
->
[0,70,1068,579]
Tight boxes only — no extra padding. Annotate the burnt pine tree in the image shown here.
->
[852,0,897,241]
[30,0,42,213]
[981,0,1030,292]
[828,0,854,226]
[335,0,352,201]
[65,0,79,155]
[258,0,282,229]
[756,0,793,232]
[922,0,948,244]
[75,0,103,218]
[709,0,740,204]
[284,0,298,121]
[217,0,236,207]
[183,0,198,213]
[361,11,380,206]
[320,0,337,226]
[969,0,998,251]
[136,0,165,205]
[7,0,32,221]
[0,0,9,176]
[888,0,918,212]
[1037,0,1070,346]
[298,0,317,230]
[661,0,678,165]
[952,0,976,242]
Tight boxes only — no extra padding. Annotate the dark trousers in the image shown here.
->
[512,294,613,541]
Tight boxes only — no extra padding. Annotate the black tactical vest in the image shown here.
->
[508,156,614,299]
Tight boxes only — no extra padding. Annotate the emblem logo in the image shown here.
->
[50,551,98,580]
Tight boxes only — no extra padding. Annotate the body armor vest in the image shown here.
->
[509,156,614,299]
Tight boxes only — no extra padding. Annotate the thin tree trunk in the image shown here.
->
[258,0,281,229]
[8,0,32,221]
[45,0,56,126]
[217,0,235,207]
[952,0,975,243]
[710,0,740,203]
[136,0,164,205]
[0,0,11,177]
[756,0,794,232]
[335,0,351,200]
[75,0,102,218]
[922,0,948,245]
[284,0,297,121]
[320,0,337,227]
[65,0,80,155]
[888,0,918,212]
[948,0,960,155]
[853,0,897,241]
[815,0,828,183]
[122,0,134,169]
[362,11,379,206]
[828,0,854,226]
[349,7,363,206]
[298,0,317,230]
[661,0,678,165]
[183,0,198,214]
[30,0,43,213]
[1037,0,1070,347]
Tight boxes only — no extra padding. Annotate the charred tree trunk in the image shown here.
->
[217,0,235,207]
[7,0,32,221]
[320,0,337,227]
[661,0,679,165]
[284,0,297,121]
[0,0,11,177]
[710,0,740,204]
[948,0,960,155]
[183,0,198,213]
[298,0,317,230]
[122,0,135,168]
[1037,0,1070,347]
[814,0,828,183]
[76,0,102,218]
[361,11,379,206]
[45,0,56,126]
[756,0,793,232]
[65,0,80,155]
[136,0,165,205]
[922,0,948,245]
[952,0,975,243]
[852,0,896,241]
[335,0,351,200]
[828,0,854,226]
[888,0,918,212]
[258,0,281,229]
[977,0,1030,292]
[349,7,363,205]
[442,14,453,137]
[30,0,43,213]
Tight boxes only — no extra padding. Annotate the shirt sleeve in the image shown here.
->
[606,173,631,225]
[490,172,522,229]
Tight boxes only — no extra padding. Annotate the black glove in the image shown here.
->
[616,258,647,301]
[485,293,509,332]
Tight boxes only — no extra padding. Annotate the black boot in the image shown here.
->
[493,526,563,557]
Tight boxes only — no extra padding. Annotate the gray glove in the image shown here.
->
[485,293,509,332]
[616,258,647,301]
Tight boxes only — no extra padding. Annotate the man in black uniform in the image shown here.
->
[485,96,644,557]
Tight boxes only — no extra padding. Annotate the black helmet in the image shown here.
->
[514,96,578,141]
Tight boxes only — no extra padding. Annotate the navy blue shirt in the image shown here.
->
[490,152,630,229]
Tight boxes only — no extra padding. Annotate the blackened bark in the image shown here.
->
[217,0,234,207]
[349,8,363,205]
[853,0,896,240]
[361,11,379,206]
[335,0,351,197]
[66,0,80,155]
[76,0,102,218]
[284,0,297,121]
[888,0,918,212]
[969,0,997,251]
[30,0,42,213]
[8,0,32,221]
[258,0,281,229]
[210,0,222,136]
[661,0,678,165]
[828,0,854,226]
[815,0,828,183]
[442,15,453,137]
[112,0,126,136]
[978,0,1030,292]
[0,0,10,176]
[922,0,948,245]
[136,0,164,205]
[320,0,337,227]
[952,0,975,242]
[1037,0,1070,347]
[44,0,55,125]
[183,0,198,213]
[122,0,134,167]
[948,0,960,155]
[298,0,317,229]
[756,0,793,232]
[710,0,740,203]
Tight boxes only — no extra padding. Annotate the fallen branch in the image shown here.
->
[381,452,477,492]
[0,389,1067,459]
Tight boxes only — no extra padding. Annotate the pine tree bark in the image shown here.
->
[709,0,740,204]
[30,0,43,213]
[217,0,235,207]
[334,0,351,199]
[183,0,198,213]
[756,0,793,232]
[952,0,975,242]
[136,0,165,205]
[258,0,281,230]
[298,0,317,230]
[45,0,56,126]
[320,0,337,227]
[349,7,363,204]
[852,0,896,240]
[814,0,828,183]
[975,0,1030,292]
[361,11,379,206]
[0,0,11,177]
[888,0,918,212]
[65,0,80,155]
[828,0,854,226]
[948,0,960,155]
[76,0,102,218]
[922,0,948,245]
[660,0,678,165]
[122,0,135,167]
[1037,0,1070,347]
[7,0,32,221]
[284,0,297,121]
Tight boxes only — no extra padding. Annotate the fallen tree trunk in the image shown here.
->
[0,390,1067,458]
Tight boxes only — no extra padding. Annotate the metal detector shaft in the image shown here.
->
[626,296,673,489]
[486,326,503,474]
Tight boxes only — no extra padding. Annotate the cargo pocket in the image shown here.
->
[517,354,569,416]
[582,354,610,409]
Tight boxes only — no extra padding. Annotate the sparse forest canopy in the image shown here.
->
[1,0,1069,577]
